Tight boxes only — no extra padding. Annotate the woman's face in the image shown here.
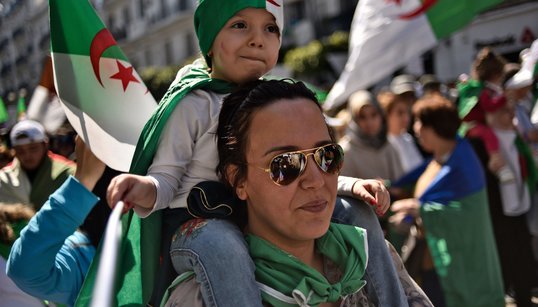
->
[236,98,338,251]
[387,101,410,134]
[413,119,435,153]
[354,105,382,137]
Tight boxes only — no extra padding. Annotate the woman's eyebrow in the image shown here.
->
[263,140,332,156]
[263,145,297,157]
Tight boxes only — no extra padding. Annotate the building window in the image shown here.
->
[186,32,195,57]
[177,0,190,12]
[123,7,131,24]
[138,0,145,17]
[108,15,115,29]
[165,40,173,64]
[287,1,306,26]
[159,0,167,18]
[145,49,152,67]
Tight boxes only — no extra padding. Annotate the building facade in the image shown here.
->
[0,0,358,101]
[0,0,536,103]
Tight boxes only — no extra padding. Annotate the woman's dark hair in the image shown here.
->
[216,79,326,189]
[413,94,461,140]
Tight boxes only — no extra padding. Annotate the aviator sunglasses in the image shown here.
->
[256,143,344,186]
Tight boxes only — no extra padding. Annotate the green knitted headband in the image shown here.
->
[194,0,284,66]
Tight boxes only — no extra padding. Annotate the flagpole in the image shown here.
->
[90,201,125,307]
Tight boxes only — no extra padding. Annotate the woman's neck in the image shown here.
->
[246,226,320,267]
[433,139,456,163]
[388,125,405,136]
[281,240,319,266]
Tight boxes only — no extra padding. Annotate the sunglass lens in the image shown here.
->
[269,153,305,185]
[314,144,344,174]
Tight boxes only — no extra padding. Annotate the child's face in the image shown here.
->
[210,8,280,84]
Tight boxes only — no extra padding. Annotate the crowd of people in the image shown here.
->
[0,0,537,306]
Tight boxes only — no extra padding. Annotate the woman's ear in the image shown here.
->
[226,165,248,200]
[235,181,248,200]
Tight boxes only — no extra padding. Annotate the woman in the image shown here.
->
[339,90,403,183]
[378,91,424,174]
[390,94,505,307]
[164,79,432,306]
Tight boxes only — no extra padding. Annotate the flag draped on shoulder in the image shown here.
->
[49,0,157,172]
[393,138,505,306]
[323,0,502,112]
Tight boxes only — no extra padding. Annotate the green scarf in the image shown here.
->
[76,61,234,306]
[515,135,538,192]
[457,79,484,137]
[247,223,368,307]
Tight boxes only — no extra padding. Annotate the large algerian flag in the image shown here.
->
[27,56,66,134]
[50,0,157,171]
[323,0,502,112]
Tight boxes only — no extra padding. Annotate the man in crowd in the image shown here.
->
[0,120,74,209]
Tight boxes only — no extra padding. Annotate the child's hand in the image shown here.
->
[488,151,505,173]
[352,179,390,216]
[389,198,420,234]
[107,174,157,214]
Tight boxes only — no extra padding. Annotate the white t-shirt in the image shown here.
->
[387,133,424,173]
[495,129,531,216]
[134,89,227,217]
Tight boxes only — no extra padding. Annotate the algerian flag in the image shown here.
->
[323,0,502,112]
[27,56,66,134]
[0,97,8,124]
[392,139,505,306]
[50,0,157,171]
[17,95,27,121]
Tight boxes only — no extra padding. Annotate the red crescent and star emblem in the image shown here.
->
[89,28,140,91]
[387,0,438,19]
[110,61,140,91]
[266,0,281,7]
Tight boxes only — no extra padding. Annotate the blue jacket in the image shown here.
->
[7,176,98,306]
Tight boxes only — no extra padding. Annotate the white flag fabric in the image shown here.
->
[27,57,66,134]
[324,0,502,112]
[50,0,157,171]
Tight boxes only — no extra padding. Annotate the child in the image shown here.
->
[105,1,406,305]
[458,47,515,183]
